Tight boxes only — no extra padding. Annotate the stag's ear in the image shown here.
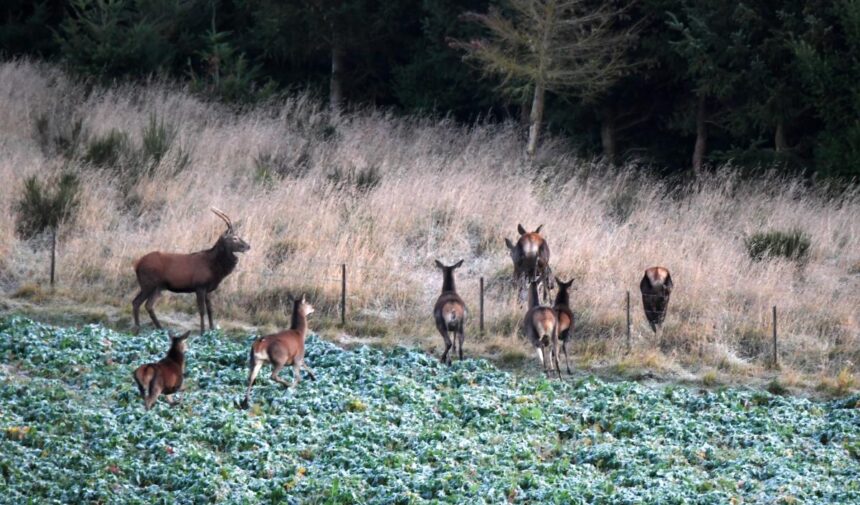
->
[504,238,515,250]
[534,224,543,234]
[453,259,463,269]
[434,259,445,269]
[517,224,526,235]
[178,331,191,340]
[300,293,306,303]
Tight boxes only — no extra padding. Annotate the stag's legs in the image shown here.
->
[165,394,180,406]
[551,334,562,379]
[144,289,163,330]
[195,289,207,335]
[131,289,150,334]
[540,343,552,377]
[205,292,215,331]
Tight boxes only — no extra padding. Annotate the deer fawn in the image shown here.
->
[240,295,316,409]
[640,266,673,337]
[132,208,250,335]
[505,224,554,304]
[524,280,561,378]
[132,331,191,410]
[553,277,574,375]
[433,259,467,365]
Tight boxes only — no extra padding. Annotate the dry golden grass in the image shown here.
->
[1,59,858,384]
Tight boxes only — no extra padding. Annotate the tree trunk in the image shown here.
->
[519,101,531,127]
[601,106,618,165]
[526,84,545,156]
[775,119,787,152]
[50,227,56,287]
[329,29,345,112]
[692,94,707,171]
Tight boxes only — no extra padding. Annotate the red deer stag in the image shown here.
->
[132,331,191,410]
[640,266,673,336]
[524,280,561,378]
[505,224,553,303]
[132,208,250,335]
[433,259,467,365]
[553,277,574,375]
[240,295,316,409]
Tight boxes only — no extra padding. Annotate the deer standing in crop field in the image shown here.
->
[640,267,673,337]
[553,277,574,375]
[240,295,316,409]
[505,224,553,304]
[524,280,561,378]
[433,259,467,365]
[132,331,191,410]
[131,208,250,335]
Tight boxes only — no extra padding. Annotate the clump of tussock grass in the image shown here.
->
[0,60,858,379]
[745,229,812,262]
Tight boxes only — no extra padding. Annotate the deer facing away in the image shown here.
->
[240,295,316,409]
[433,259,467,365]
[553,277,574,375]
[132,331,191,410]
[505,224,554,303]
[524,280,561,378]
[132,208,250,335]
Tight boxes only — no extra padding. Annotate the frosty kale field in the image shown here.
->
[1,317,858,504]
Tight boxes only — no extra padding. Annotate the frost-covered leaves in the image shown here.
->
[1,316,859,503]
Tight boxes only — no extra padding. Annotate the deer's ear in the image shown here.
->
[453,259,463,269]
[505,238,515,250]
[535,224,543,234]
[300,293,306,303]
[179,331,191,340]
[517,224,526,235]
[434,259,445,269]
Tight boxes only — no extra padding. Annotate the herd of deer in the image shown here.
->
[130,210,674,409]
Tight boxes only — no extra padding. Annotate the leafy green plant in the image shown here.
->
[745,229,811,262]
[14,172,81,286]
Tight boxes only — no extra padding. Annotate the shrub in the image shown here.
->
[326,164,382,192]
[745,229,811,262]
[83,129,130,167]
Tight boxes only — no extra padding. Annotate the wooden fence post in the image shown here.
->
[479,276,485,337]
[772,305,778,368]
[626,290,631,353]
[341,264,346,326]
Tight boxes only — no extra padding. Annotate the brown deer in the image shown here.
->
[240,295,316,409]
[132,331,191,410]
[433,259,467,365]
[524,280,561,378]
[131,208,250,335]
[553,277,574,375]
[640,266,673,336]
[505,224,553,303]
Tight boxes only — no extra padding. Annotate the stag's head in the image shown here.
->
[555,277,573,292]
[211,207,251,253]
[169,331,191,353]
[434,259,463,273]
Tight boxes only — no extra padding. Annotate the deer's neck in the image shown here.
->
[210,240,238,278]
[555,289,569,307]
[291,310,308,335]
[441,271,456,293]
[528,284,540,309]
[166,347,185,370]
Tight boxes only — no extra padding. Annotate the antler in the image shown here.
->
[210,207,234,232]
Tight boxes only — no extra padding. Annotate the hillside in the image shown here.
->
[1,317,859,503]
[0,59,859,388]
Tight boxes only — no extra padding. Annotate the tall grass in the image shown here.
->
[1,59,858,377]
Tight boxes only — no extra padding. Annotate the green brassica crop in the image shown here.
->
[0,316,858,503]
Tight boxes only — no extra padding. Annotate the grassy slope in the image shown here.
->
[1,317,859,503]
